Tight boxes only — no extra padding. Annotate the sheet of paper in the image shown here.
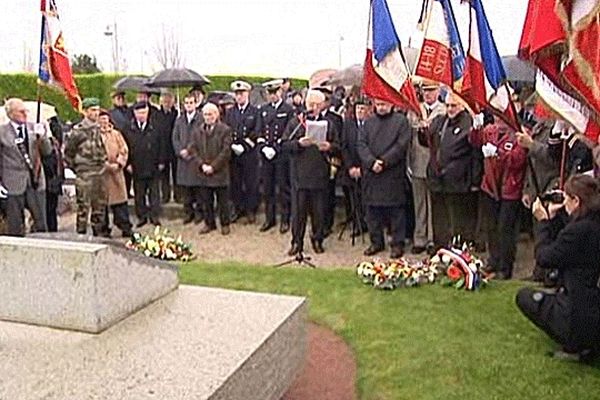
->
[305,120,328,143]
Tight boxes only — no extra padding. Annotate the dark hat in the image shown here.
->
[111,91,125,98]
[82,97,100,109]
[262,79,284,92]
[132,101,149,110]
[354,96,371,106]
[99,109,111,118]
[230,80,252,92]
[190,85,206,94]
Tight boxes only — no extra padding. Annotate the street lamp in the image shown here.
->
[338,35,345,68]
[104,21,120,73]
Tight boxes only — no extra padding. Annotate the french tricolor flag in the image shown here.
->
[362,0,421,114]
[461,0,518,129]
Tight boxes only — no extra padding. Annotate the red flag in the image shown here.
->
[39,0,82,111]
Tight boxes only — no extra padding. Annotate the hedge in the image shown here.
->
[0,74,307,122]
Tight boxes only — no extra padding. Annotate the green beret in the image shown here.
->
[82,97,100,109]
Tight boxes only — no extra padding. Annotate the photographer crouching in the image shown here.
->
[516,174,600,362]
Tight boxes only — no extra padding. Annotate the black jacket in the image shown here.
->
[154,106,178,160]
[339,118,364,187]
[256,101,295,150]
[283,115,340,190]
[109,106,132,133]
[535,210,600,350]
[224,103,260,150]
[124,120,167,179]
[358,112,411,206]
[419,110,478,193]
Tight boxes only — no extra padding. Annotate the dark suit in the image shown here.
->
[358,112,411,249]
[322,110,343,233]
[340,118,367,230]
[225,103,261,217]
[0,121,52,236]
[418,110,478,246]
[124,120,167,221]
[256,101,295,226]
[283,115,340,248]
[155,106,178,202]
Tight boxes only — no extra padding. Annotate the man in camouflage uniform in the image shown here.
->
[65,98,109,236]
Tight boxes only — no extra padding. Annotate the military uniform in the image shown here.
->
[65,116,108,236]
[225,98,261,221]
[256,80,295,231]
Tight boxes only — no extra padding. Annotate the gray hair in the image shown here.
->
[305,89,326,103]
[4,98,24,118]
[202,102,220,115]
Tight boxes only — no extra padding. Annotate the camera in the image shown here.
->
[539,191,565,204]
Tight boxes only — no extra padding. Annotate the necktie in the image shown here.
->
[17,125,26,140]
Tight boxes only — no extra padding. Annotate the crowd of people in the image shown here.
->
[1,78,600,279]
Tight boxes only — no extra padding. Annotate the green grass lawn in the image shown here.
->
[180,262,600,400]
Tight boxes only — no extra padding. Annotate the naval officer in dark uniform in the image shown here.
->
[256,79,295,233]
[225,80,261,224]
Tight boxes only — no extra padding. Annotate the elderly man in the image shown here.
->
[283,89,340,255]
[124,101,166,227]
[256,79,295,233]
[358,98,411,259]
[225,80,261,224]
[418,93,477,248]
[188,103,233,235]
[0,98,52,236]
[109,91,131,133]
[408,82,446,254]
[65,98,109,236]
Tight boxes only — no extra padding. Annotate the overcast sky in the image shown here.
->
[2,0,527,78]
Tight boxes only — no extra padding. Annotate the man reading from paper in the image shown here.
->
[282,89,340,256]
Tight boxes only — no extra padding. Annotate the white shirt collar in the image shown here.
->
[272,99,283,109]
[239,102,248,112]
[10,120,24,133]
[186,111,196,121]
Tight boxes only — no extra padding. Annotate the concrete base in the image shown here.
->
[0,236,178,333]
[0,285,307,400]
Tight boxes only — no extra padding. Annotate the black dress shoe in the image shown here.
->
[287,244,302,257]
[194,215,203,225]
[247,213,256,224]
[199,225,216,235]
[221,225,231,235]
[363,245,384,256]
[390,246,404,259]
[280,221,290,234]
[183,215,195,225]
[150,218,161,226]
[260,222,275,232]
[136,219,148,228]
[411,245,426,255]
[426,242,436,256]
[122,230,133,238]
[311,239,325,254]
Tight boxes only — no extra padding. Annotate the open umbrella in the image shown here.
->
[329,64,363,87]
[309,69,338,88]
[147,68,211,88]
[501,56,536,84]
[113,76,161,94]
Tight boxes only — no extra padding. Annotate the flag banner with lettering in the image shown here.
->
[414,0,466,91]
[39,0,81,111]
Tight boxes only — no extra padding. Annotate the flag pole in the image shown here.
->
[36,3,47,124]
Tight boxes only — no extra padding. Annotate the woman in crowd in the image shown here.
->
[98,110,133,237]
[516,174,600,361]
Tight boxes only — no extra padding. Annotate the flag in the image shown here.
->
[39,0,81,111]
[460,0,517,129]
[536,71,600,140]
[362,0,421,114]
[557,1,600,117]
[414,0,466,90]
[518,0,600,140]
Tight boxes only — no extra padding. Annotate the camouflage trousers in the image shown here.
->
[75,174,107,235]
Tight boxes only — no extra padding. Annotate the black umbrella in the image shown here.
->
[502,56,536,84]
[113,76,161,94]
[147,68,211,88]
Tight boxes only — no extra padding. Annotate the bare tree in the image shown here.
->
[22,43,35,73]
[154,26,184,69]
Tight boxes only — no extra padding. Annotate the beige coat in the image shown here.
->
[101,127,129,205]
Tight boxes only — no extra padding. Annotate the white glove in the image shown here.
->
[244,138,255,148]
[261,146,276,160]
[0,184,8,199]
[473,113,485,130]
[231,144,245,156]
[256,137,266,144]
[482,143,498,158]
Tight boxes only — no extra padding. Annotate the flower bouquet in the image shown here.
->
[356,258,444,290]
[428,243,489,290]
[125,226,195,262]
